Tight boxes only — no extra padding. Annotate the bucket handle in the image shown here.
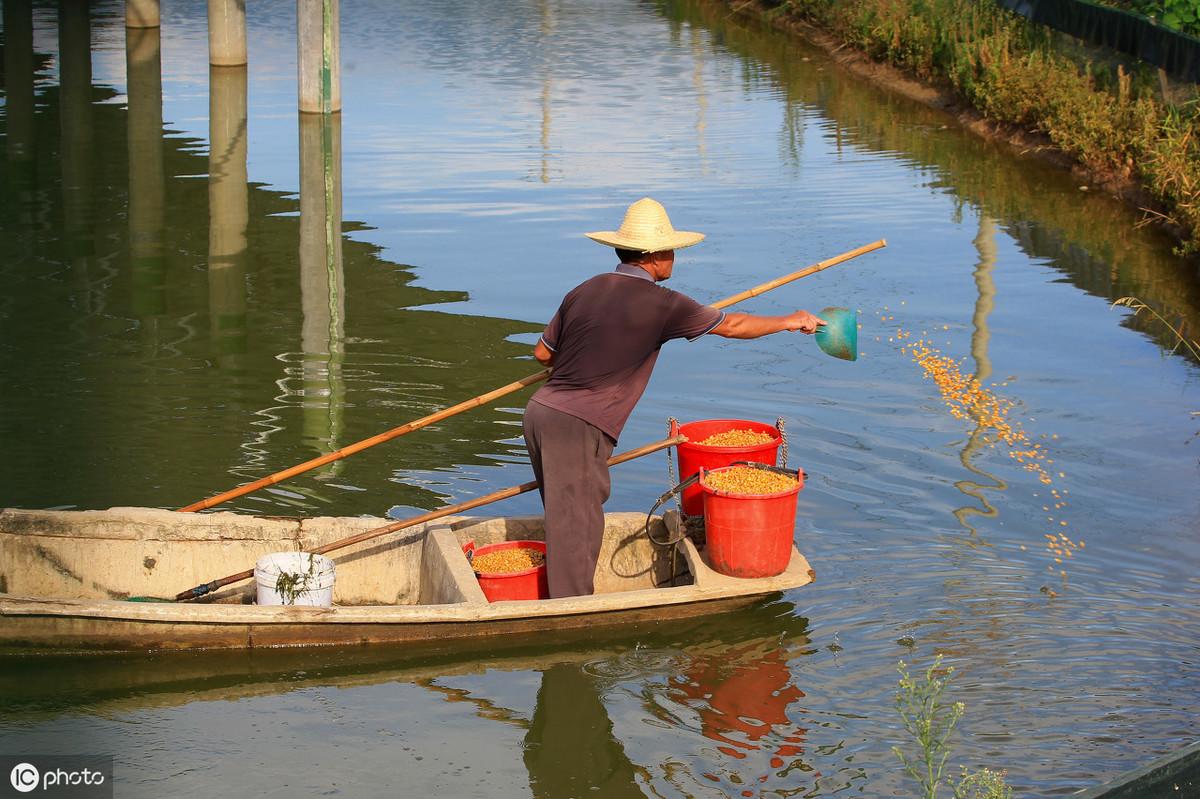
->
[775,416,788,468]
[724,460,806,481]
[642,462,808,549]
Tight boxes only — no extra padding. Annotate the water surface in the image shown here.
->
[1,0,1198,796]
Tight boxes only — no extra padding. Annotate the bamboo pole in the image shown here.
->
[711,239,886,310]
[179,238,886,512]
[174,433,686,601]
[178,369,551,512]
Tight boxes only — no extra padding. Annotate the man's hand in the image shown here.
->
[783,310,827,335]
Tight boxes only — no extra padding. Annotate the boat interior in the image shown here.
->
[0,507,697,606]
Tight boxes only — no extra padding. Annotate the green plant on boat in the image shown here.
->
[893,655,1013,799]
[274,553,318,605]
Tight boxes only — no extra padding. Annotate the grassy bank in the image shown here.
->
[753,0,1200,254]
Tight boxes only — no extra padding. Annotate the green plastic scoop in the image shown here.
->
[814,306,857,361]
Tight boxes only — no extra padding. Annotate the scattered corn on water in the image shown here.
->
[695,429,775,447]
[471,548,545,575]
[883,308,1084,594]
[703,465,798,495]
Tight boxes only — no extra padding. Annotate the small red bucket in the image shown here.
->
[675,419,782,516]
[700,465,802,579]
[465,540,549,602]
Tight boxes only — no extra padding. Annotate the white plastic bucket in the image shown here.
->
[254,551,335,606]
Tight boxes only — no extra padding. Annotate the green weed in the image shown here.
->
[893,655,1014,799]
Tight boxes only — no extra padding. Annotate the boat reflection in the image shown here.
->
[0,598,813,799]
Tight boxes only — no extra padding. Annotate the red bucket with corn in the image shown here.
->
[464,540,549,601]
[699,464,803,578]
[674,419,783,516]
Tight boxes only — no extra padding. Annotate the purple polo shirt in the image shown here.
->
[530,263,725,441]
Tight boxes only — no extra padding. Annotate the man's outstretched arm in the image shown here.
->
[710,310,826,340]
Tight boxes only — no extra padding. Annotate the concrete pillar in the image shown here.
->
[208,65,249,361]
[208,0,247,66]
[3,0,35,167]
[297,0,340,113]
[299,112,345,462]
[127,26,166,319]
[59,0,94,270]
[125,0,160,29]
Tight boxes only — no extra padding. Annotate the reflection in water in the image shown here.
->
[0,8,542,511]
[954,215,1005,532]
[691,24,708,166]
[524,664,645,798]
[127,26,166,324]
[0,601,828,796]
[3,0,35,167]
[666,0,1200,358]
[298,112,346,474]
[59,0,94,311]
[659,638,810,796]
[2,0,36,239]
[538,0,553,184]
[413,608,814,797]
[207,65,249,365]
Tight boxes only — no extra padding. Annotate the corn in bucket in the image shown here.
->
[464,540,549,602]
[674,419,782,516]
[699,464,803,579]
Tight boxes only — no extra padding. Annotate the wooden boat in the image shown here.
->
[0,506,813,653]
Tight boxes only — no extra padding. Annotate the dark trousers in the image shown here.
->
[523,400,615,598]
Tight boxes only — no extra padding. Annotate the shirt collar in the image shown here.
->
[614,263,655,282]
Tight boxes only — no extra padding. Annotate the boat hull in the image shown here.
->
[0,507,814,653]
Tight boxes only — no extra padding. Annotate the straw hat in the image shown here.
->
[585,198,705,252]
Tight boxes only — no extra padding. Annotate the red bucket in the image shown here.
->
[700,465,802,579]
[675,419,782,516]
[466,540,549,602]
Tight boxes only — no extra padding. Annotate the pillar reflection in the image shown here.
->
[299,112,345,470]
[4,0,35,168]
[537,0,553,184]
[4,0,37,232]
[126,25,166,324]
[954,214,1006,531]
[59,0,94,298]
[208,65,249,365]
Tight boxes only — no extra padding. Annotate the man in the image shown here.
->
[524,197,825,598]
